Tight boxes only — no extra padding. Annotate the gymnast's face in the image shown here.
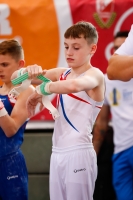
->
[64,35,97,68]
[0,54,24,83]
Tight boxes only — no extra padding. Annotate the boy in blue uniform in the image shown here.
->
[0,39,35,200]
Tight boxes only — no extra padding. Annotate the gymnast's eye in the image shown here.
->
[2,62,8,67]
[65,46,69,50]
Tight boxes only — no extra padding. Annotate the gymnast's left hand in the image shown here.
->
[26,92,44,117]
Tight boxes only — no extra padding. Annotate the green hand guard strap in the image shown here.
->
[11,72,29,85]
[37,74,51,83]
[11,72,51,86]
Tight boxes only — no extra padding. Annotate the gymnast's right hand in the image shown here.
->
[25,64,47,79]
[11,64,47,82]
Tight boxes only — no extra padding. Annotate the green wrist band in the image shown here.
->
[12,72,51,86]
[37,74,51,83]
[11,72,29,85]
[40,82,51,95]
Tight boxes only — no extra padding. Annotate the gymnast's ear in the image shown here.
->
[90,44,97,56]
[18,60,25,69]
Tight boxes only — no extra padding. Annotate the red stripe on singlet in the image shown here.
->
[57,70,102,109]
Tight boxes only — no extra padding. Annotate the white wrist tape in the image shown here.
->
[42,96,60,119]
[0,107,8,117]
[36,84,42,95]
[17,68,26,77]
[9,79,32,98]
[36,84,60,119]
[45,82,51,94]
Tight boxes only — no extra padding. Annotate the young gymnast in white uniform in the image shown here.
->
[13,21,105,200]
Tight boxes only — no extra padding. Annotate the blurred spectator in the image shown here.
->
[107,25,133,81]
[93,31,133,200]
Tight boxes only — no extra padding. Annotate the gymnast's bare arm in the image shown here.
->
[93,104,110,154]
[0,86,35,137]
[47,67,105,102]
[107,54,133,81]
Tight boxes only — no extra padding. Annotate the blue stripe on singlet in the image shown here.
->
[64,68,71,77]
[60,94,79,132]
